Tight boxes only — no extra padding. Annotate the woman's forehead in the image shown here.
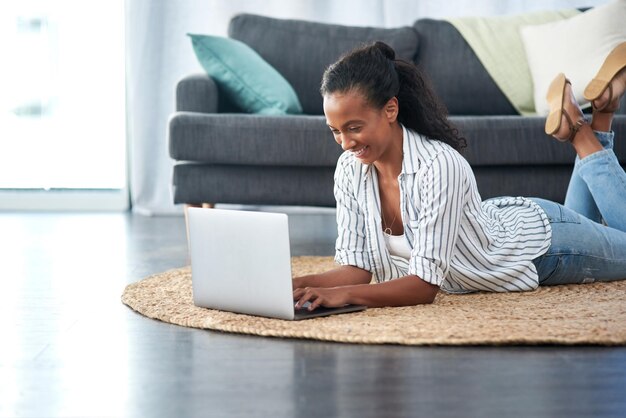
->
[323,91,372,122]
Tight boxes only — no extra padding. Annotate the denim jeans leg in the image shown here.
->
[563,130,614,223]
[564,159,602,223]
[576,148,626,232]
[531,198,626,286]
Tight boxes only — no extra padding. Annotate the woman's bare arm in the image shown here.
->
[292,265,372,290]
[293,275,439,310]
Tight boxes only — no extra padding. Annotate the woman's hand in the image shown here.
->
[295,275,438,311]
[293,286,350,311]
[292,271,437,311]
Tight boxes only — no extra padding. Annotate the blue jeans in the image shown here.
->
[531,130,626,286]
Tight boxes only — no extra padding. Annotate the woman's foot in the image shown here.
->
[545,73,586,142]
[589,67,626,113]
[584,42,626,114]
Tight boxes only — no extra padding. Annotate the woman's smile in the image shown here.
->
[351,145,369,158]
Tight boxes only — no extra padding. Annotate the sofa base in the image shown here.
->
[172,162,626,208]
[173,164,336,207]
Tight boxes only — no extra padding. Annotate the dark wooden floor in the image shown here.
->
[2,211,626,418]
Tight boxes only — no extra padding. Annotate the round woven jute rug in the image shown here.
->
[122,256,626,345]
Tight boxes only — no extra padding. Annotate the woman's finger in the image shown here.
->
[293,287,305,300]
[294,288,314,308]
[293,286,314,301]
[302,289,325,311]
[308,297,324,311]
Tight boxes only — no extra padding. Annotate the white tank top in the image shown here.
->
[383,232,412,260]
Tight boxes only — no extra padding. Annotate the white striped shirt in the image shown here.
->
[334,125,552,294]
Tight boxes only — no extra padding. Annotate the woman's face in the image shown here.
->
[323,90,399,165]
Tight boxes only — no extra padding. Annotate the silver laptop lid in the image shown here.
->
[188,208,295,320]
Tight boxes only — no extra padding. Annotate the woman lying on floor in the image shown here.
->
[293,41,626,311]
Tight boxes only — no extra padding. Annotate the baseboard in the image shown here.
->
[0,188,129,211]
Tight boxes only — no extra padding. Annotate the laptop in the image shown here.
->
[187,207,367,320]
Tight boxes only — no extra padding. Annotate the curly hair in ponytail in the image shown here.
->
[320,41,467,151]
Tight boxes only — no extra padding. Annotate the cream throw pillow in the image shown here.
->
[521,0,626,115]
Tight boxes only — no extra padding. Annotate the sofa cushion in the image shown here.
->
[188,34,303,115]
[520,1,626,115]
[170,114,626,168]
[228,14,419,115]
[452,116,576,164]
[169,113,343,167]
[413,19,517,116]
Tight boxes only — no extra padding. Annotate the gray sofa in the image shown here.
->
[168,13,626,208]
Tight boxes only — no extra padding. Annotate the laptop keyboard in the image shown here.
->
[293,301,367,319]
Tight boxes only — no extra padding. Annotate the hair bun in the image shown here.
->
[373,41,396,60]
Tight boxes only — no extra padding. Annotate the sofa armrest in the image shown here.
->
[176,73,245,114]
[176,73,218,113]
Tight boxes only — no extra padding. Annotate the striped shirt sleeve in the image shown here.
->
[333,153,372,272]
[408,150,466,286]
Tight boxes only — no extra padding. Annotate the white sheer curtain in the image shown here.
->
[126,0,608,215]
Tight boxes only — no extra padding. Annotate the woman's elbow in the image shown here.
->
[412,278,439,305]
[423,291,438,304]
[411,292,436,305]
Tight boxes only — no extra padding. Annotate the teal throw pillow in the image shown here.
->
[188,34,303,115]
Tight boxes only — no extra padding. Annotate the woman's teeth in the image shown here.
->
[353,146,367,157]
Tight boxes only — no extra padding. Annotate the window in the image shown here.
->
[0,1,127,210]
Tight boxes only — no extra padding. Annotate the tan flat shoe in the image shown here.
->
[583,42,626,113]
[545,73,586,142]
